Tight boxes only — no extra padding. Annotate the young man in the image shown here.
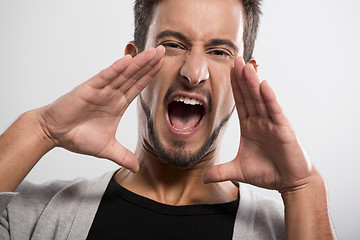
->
[0,0,336,239]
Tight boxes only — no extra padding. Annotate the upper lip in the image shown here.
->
[166,91,209,113]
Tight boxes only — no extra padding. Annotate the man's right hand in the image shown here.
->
[0,46,164,192]
[40,46,165,172]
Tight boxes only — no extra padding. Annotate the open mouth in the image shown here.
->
[167,95,206,132]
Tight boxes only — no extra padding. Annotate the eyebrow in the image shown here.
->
[155,30,191,46]
[205,39,239,54]
[155,30,239,53]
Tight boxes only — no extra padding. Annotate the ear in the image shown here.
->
[250,57,258,73]
[124,41,139,57]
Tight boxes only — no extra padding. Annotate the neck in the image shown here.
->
[114,140,238,206]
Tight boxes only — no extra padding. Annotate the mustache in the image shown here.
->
[139,89,235,169]
[162,82,213,113]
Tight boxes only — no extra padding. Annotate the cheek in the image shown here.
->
[143,59,181,115]
[141,84,156,109]
[218,81,235,113]
[210,64,235,112]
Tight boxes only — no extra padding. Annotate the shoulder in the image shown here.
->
[10,170,116,216]
[2,171,115,239]
[14,171,114,204]
[233,183,285,240]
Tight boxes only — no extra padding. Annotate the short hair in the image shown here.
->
[133,0,262,63]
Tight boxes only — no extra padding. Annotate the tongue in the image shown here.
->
[168,102,203,130]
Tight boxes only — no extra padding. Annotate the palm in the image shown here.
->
[204,58,312,192]
[40,47,165,172]
[236,117,303,190]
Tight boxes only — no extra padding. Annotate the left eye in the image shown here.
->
[211,50,228,56]
[208,49,231,58]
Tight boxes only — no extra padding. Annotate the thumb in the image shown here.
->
[101,139,139,173]
[203,160,243,184]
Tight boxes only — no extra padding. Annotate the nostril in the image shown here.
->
[180,55,209,85]
[181,71,208,85]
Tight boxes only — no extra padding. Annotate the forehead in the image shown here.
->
[146,0,244,47]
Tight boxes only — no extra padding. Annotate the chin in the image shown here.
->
[140,91,235,170]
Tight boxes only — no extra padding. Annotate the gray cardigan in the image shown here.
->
[0,171,285,240]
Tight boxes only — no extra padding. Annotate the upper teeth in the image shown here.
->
[173,96,203,105]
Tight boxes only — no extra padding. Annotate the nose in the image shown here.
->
[180,50,209,85]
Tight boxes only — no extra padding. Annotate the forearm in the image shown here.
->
[0,109,55,192]
[282,172,336,239]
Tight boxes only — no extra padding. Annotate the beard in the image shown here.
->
[139,93,234,169]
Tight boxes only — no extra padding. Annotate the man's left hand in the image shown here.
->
[203,57,315,193]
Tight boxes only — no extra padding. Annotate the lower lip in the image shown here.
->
[165,112,203,138]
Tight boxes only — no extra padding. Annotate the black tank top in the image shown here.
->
[87,176,239,240]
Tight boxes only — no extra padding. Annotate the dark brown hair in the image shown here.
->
[134,0,261,63]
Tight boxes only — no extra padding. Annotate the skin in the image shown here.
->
[0,47,165,191]
[0,0,336,238]
[115,0,243,205]
[140,0,243,164]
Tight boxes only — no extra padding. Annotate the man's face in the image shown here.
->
[138,0,244,168]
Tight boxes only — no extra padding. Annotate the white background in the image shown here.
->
[1,0,359,239]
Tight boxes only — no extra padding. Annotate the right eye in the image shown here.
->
[161,41,186,56]
[162,42,184,49]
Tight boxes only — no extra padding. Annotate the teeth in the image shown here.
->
[173,96,203,105]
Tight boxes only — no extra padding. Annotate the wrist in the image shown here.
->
[281,171,336,239]
[281,169,327,206]
[23,108,57,151]
[0,109,56,191]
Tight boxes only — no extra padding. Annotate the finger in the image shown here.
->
[125,57,164,101]
[91,55,133,89]
[101,139,139,173]
[231,58,248,120]
[111,46,164,90]
[234,60,259,117]
[243,64,270,118]
[203,160,243,184]
[260,80,288,125]
[119,45,165,93]
[110,47,156,89]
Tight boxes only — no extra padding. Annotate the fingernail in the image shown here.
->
[156,45,165,53]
